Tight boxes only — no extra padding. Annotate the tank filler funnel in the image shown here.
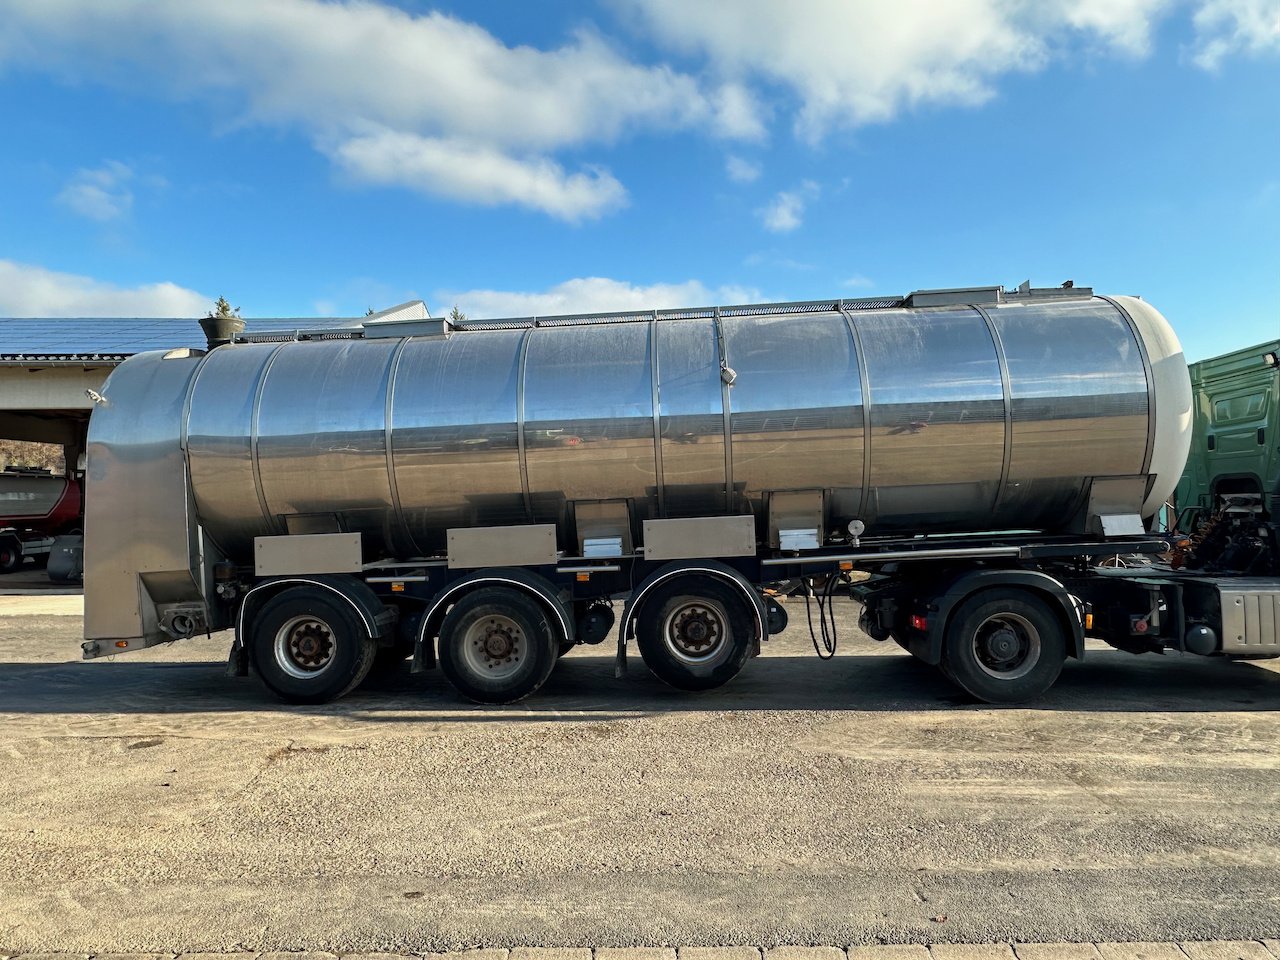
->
[199,315,245,350]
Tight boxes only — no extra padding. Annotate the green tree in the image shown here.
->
[208,296,240,319]
[449,304,467,324]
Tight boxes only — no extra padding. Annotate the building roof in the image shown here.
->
[0,316,364,365]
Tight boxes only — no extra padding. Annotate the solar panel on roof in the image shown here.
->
[0,317,362,361]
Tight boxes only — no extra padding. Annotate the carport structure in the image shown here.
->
[0,316,368,467]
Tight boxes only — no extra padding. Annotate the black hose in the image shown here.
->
[803,574,839,660]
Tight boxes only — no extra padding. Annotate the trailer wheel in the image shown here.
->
[636,577,754,691]
[0,538,21,574]
[438,588,558,704]
[248,587,377,705]
[942,588,1066,704]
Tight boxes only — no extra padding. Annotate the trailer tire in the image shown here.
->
[0,538,21,574]
[942,588,1066,704]
[438,588,558,704]
[636,577,754,691]
[248,587,377,705]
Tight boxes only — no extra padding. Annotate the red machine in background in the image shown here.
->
[0,468,82,576]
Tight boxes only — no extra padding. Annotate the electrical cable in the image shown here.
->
[803,573,839,660]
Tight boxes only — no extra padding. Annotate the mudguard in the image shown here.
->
[909,568,1085,666]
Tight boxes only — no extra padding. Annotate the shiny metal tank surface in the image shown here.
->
[176,291,1190,559]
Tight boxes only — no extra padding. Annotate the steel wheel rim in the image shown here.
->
[460,614,526,681]
[274,615,337,680]
[972,611,1041,680]
[662,598,729,665]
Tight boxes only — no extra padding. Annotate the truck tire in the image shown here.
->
[942,588,1066,704]
[248,587,377,705]
[438,588,558,704]
[636,577,754,691]
[0,538,21,574]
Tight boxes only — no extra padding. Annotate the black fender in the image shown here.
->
[416,567,574,654]
[621,560,767,648]
[235,574,394,651]
[910,568,1085,666]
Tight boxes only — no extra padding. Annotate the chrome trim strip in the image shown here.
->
[839,306,874,520]
[383,337,415,554]
[516,327,534,517]
[974,304,1014,516]
[714,307,734,511]
[250,344,289,534]
[649,314,666,517]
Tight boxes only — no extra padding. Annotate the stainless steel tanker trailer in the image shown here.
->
[79,282,1280,705]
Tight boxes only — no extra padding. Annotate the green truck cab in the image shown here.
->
[1176,339,1280,528]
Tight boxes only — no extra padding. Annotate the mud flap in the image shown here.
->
[226,641,249,678]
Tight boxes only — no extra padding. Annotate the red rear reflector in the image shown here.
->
[910,614,928,631]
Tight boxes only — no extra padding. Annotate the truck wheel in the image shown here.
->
[438,588,559,704]
[636,577,754,691]
[248,587,377,705]
[0,539,21,574]
[942,589,1066,704]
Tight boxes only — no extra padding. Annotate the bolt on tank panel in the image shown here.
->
[391,328,527,553]
[857,307,1006,530]
[722,310,864,523]
[254,338,401,553]
[655,318,728,516]
[989,299,1150,528]
[186,342,282,556]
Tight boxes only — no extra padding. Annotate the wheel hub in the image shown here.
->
[671,605,722,654]
[972,612,1041,680]
[469,617,523,670]
[274,616,338,680]
[985,626,1020,662]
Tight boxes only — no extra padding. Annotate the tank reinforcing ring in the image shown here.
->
[971,611,1041,681]
[273,614,337,680]
[461,614,526,681]
[662,597,729,665]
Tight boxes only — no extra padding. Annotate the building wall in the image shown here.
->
[0,366,111,410]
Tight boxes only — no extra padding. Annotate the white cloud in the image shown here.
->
[842,274,875,289]
[759,181,820,233]
[330,131,627,221]
[1193,0,1280,68]
[0,260,208,317]
[437,277,764,319]
[56,160,134,221]
[620,0,1178,140]
[0,0,757,221]
[726,155,762,183]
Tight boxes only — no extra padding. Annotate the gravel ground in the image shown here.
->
[1,592,1279,952]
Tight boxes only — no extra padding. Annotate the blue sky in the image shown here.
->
[0,0,1277,361]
